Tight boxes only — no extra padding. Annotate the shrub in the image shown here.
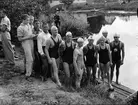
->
[59,12,89,37]
[0,0,50,44]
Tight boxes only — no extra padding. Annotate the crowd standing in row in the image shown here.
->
[0,9,125,91]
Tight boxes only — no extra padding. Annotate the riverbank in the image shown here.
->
[70,0,138,11]
[0,46,125,105]
[52,0,138,15]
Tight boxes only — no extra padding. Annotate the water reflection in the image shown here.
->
[94,16,138,91]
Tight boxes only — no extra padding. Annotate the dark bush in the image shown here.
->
[59,12,89,37]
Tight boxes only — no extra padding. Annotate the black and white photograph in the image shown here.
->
[0,0,137,105]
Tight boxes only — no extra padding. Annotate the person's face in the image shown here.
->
[30,17,34,24]
[23,17,30,24]
[114,36,119,42]
[43,24,49,32]
[102,33,108,38]
[34,21,41,29]
[1,24,7,31]
[88,39,94,45]
[66,35,72,42]
[51,27,58,35]
[100,39,105,45]
[78,42,83,47]
[0,11,5,18]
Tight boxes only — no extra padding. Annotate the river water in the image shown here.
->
[95,15,138,91]
[76,14,138,91]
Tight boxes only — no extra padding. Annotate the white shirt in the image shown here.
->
[37,31,51,55]
[17,23,33,38]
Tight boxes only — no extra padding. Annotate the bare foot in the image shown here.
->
[116,81,121,85]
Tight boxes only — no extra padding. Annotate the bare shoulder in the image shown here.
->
[74,48,79,53]
[57,34,61,39]
[120,41,124,48]
[17,25,23,31]
[120,41,124,46]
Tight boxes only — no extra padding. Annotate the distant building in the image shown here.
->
[50,0,86,7]
[74,0,86,3]
[86,0,94,4]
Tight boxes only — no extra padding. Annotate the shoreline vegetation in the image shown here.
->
[52,0,138,16]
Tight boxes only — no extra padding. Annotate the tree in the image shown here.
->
[60,0,74,9]
[0,0,51,43]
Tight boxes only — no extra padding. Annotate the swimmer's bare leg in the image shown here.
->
[100,63,105,84]
[75,68,83,89]
[63,62,70,88]
[105,62,113,89]
[51,58,62,87]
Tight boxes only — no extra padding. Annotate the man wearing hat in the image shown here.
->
[83,35,98,85]
[110,33,125,85]
[0,9,15,65]
[73,37,86,89]
[61,31,76,89]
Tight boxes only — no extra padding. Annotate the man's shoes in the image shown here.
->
[25,76,33,82]
[20,71,26,75]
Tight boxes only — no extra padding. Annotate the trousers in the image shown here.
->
[22,40,34,76]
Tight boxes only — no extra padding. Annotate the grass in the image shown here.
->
[0,46,125,105]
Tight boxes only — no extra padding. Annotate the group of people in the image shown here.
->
[0,9,125,91]
[17,13,125,91]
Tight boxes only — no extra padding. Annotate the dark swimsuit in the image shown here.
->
[62,42,74,64]
[111,41,121,63]
[98,45,110,64]
[49,37,60,59]
[85,45,97,67]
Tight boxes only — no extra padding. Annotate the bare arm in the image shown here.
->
[121,43,125,62]
[107,44,112,63]
[45,39,52,63]
[73,49,79,73]
[37,35,44,55]
[7,18,11,32]
[96,45,99,64]
[58,34,63,44]
[95,45,98,62]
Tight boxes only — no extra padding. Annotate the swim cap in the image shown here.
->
[98,36,106,42]
[77,37,84,43]
[114,33,120,38]
[66,32,72,36]
[102,30,108,34]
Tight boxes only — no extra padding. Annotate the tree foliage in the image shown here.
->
[0,0,50,43]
